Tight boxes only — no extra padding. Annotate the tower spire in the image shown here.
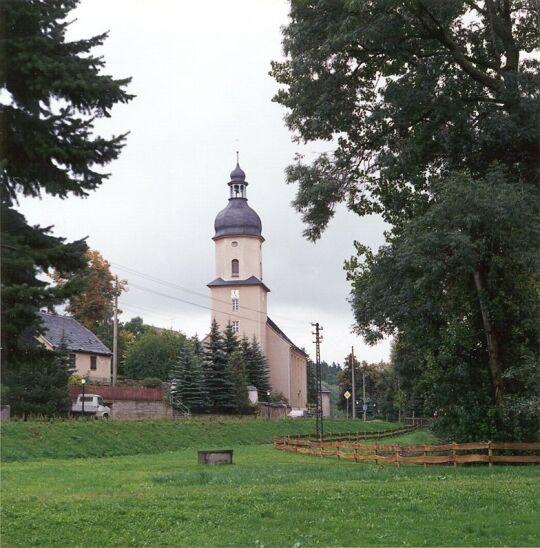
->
[229,156,247,199]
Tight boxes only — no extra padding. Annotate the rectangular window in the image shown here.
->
[69,353,76,369]
[232,321,239,334]
[232,298,239,311]
[90,355,97,370]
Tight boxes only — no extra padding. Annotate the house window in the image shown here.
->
[231,259,239,277]
[90,355,97,370]
[232,321,239,333]
[69,353,76,369]
[232,298,239,311]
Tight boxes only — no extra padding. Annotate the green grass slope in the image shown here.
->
[1,417,399,462]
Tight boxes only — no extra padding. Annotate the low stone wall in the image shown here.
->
[259,402,290,418]
[110,400,173,420]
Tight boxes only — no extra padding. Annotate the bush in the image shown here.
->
[141,377,162,388]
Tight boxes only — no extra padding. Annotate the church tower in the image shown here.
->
[207,161,269,350]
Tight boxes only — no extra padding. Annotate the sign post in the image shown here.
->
[344,390,351,420]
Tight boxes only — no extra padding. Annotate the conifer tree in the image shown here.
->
[202,320,236,411]
[1,0,133,415]
[170,342,209,411]
[222,323,239,355]
[228,349,250,413]
[241,336,271,399]
[182,351,209,411]
[169,346,189,405]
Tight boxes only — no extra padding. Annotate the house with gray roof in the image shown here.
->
[37,311,112,382]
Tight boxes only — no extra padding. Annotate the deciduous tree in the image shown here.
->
[345,173,539,440]
[271,0,539,237]
[124,329,187,381]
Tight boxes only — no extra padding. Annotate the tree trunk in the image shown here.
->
[473,268,504,404]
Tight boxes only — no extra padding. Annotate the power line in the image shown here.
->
[129,282,271,327]
[111,261,308,327]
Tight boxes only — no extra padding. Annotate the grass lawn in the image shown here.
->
[2,421,539,547]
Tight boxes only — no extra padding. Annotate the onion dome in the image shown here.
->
[214,161,262,239]
[230,163,246,181]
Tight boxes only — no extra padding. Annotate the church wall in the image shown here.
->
[289,349,307,409]
[211,285,267,349]
[265,324,292,401]
[215,236,262,280]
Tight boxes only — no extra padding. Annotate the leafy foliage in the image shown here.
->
[272,0,539,237]
[273,1,539,440]
[345,173,539,440]
[124,329,187,381]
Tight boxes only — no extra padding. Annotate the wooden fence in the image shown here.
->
[274,436,540,466]
[284,424,421,443]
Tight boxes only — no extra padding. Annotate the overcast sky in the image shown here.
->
[18,0,391,365]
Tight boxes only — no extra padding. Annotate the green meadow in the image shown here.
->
[2,419,539,546]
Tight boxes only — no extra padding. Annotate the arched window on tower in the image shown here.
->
[231,259,239,277]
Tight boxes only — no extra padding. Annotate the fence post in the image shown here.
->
[423,444,427,468]
[374,446,378,466]
[488,440,492,467]
[453,442,457,467]
[395,446,400,468]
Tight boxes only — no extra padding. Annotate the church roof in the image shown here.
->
[267,316,309,358]
[214,199,262,239]
[214,162,262,239]
[207,275,270,292]
[38,312,112,355]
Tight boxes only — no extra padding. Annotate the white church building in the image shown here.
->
[207,161,308,409]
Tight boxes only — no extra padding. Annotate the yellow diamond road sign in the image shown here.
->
[344,391,351,399]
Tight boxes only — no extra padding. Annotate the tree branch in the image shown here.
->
[410,1,503,94]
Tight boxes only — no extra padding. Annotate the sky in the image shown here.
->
[17,0,391,365]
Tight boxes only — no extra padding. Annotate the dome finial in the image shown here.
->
[230,155,246,182]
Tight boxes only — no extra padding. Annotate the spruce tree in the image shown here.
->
[240,336,256,387]
[228,349,250,413]
[202,320,236,411]
[222,323,239,355]
[169,346,189,406]
[1,0,133,414]
[249,337,271,399]
[170,343,209,412]
[182,351,209,411]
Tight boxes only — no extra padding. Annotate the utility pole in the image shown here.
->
[351,346,356,420]
[112,276,119,387]
[311,322,323,439]
[362,365,367,422]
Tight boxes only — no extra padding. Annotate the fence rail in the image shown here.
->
[282,424,421,443]
[273,436,540,466]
